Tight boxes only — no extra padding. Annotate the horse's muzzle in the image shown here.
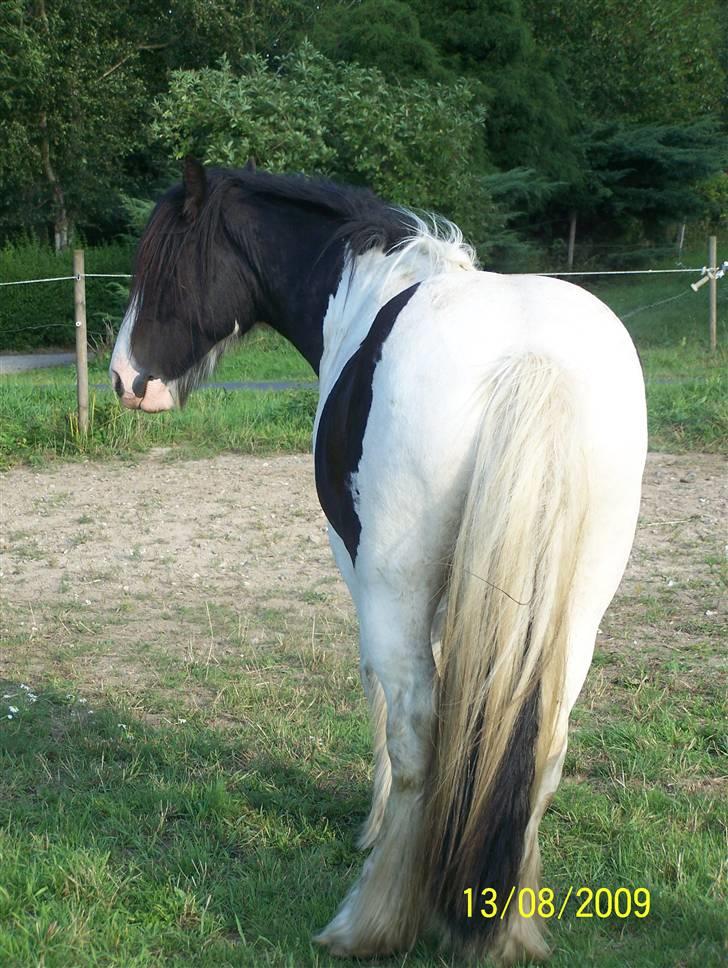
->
[111,366,175,412]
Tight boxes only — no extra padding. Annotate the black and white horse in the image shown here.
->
[111,160,646,964]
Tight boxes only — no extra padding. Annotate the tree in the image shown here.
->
[309,0,579,182]
[523,0,724,125]
[151,45,498,253]
[518,0,727,259]
[525,119,728,265]
[308,0,447,82]
[579,120,728,229]
[407,0,579,180]
[0,1,157,247]
[0,0,312,247]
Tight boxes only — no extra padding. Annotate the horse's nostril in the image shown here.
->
[112,369,124,397]
[132,373,151,399]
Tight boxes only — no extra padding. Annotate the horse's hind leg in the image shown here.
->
[356,590,447,851]
[358,669,391,850]
[315,581,438,957]
[321,532,393,853]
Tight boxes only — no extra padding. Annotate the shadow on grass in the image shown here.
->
[0,680,725,967]
[0,679,372,965]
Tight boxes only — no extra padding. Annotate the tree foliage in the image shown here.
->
[524,0,724,124]
[152,45,496,249]
[578,120,728,228]
[0,0,150,245]
[0,0,725,257]
[0,0,311,246]
[416,0,577,178]
[310,0,578,180]
[308,0,447,82]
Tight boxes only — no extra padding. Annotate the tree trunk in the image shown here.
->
[39,112,70,251]
[567,210,577,271]
[35,0,70,250]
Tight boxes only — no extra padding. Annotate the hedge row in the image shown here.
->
[0,242,134,352]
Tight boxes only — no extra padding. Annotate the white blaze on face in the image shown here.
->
[110,300,175,412]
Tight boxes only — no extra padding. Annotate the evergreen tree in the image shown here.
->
[410,0,578,180]
[579,120,728,231]
[309,0,447,82]
[524,0,724,124]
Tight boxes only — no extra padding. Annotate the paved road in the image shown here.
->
[86,380,319,393]
[0,351,705,389]
[0,352,318,391]
[0,352,75,374]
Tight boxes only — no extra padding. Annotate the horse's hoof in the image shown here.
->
[314,934,380,959]
[313,917,382,959]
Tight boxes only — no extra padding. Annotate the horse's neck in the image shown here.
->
[257,205,476,381]
[316,249,410,390]
[254,212,343,376]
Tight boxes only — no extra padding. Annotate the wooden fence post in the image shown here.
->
[73,249,89,434]
[708,235,717,353]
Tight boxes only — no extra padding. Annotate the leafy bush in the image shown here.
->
[152,43,497,254]
[0,241,133,351]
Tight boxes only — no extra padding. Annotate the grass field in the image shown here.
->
[1,256,726,466]
[0,328,319,468]
[1,637,724,967]
[0,450,725,967]
[1,251,726,966]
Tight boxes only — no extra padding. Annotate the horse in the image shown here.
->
[110,158,647,964]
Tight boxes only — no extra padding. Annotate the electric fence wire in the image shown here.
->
[0,273,132,287]
[0,267,724,341]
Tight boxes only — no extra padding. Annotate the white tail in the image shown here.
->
[425,352,588,963]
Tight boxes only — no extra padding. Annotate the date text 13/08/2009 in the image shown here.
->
[463,887,651,921]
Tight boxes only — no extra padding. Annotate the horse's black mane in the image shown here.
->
[216,166,417,254]
[130,166,418,347]
[136,166,417,271]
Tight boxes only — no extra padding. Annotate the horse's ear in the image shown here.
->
[244,157,256,173]
[183,156,207,220]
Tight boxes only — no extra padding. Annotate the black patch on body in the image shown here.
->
[314,283,420,564]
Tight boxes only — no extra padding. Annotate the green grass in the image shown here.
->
[0,595,725,967]
[0,383,317,468]
[0,327,318,467]
[646,373,726,451]
[587,256,728,452]
[1,252,726,467]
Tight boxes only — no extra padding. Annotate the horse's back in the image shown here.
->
[379,270,643,421]
[316,268,646,629]
[356,269,645,510]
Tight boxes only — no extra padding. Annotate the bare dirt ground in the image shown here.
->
[1,451,725,705]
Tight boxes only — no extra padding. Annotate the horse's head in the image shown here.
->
[110,158,257,410]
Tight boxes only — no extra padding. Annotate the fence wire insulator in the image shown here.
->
[690,261,727,292]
